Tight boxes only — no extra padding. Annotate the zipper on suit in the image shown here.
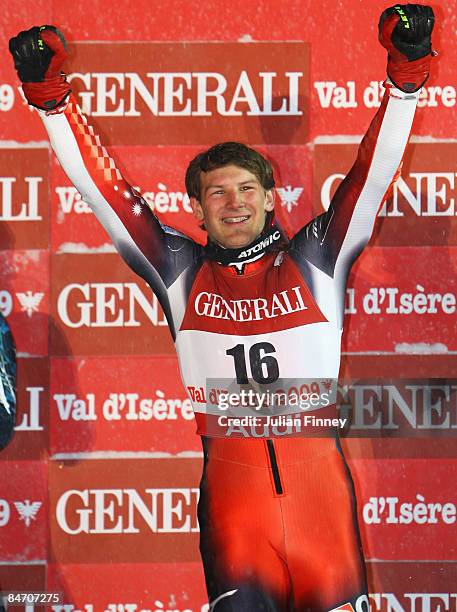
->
[266,439,283,495]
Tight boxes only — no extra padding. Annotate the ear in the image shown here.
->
[264,189,275,212]
[190,197,204,221]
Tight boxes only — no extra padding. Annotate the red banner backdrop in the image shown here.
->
[1,0,455,607]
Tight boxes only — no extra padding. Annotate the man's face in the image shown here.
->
[190,165,274,249]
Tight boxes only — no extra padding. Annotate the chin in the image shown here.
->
[222,234,254,249]
[218,227,260,249]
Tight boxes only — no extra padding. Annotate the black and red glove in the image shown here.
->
[379,4,435,93]
[9,25,71,111]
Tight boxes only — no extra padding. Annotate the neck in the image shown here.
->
[204,217,287,267]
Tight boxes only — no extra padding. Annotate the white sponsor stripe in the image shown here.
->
[410,135,457,143]
[314,135,363,144]
[0,140,49,148]
[57,242,117,254]
[314,135,457,145]
[395,342,449,354]
[0,560,46,565]
[51,451,203,460]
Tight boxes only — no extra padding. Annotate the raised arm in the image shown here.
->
[292,82,419,277]
[9,26,203,325]
[289,5,435,296]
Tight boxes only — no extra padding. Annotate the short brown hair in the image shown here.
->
[185,142,275,201]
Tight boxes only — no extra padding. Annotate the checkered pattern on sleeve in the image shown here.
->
[65,97,123,184]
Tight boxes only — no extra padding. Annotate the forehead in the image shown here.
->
[200,165,260,189]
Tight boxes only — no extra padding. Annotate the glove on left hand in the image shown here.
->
[9,25,71,111]
[379,4,435,92]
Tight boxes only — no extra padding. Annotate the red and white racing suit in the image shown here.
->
[40,83,419,611]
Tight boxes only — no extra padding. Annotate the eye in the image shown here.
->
[241,185,254,191]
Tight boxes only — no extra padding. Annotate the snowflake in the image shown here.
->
[132,203,142,216]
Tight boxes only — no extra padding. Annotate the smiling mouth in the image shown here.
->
[222,216,250,224]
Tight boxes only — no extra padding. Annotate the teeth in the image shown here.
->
[223,216,249,224]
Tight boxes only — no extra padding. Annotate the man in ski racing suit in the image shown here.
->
[9,5,435,611]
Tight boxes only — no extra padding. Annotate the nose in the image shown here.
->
[225,189,243,208]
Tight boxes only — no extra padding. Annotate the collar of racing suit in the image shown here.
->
[204,212,289,270]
